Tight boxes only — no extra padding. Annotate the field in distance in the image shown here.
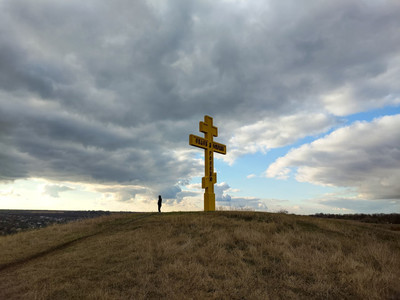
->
[1,211,399,299]
[0,209,113,235]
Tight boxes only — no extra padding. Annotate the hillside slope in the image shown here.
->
[1,211,399,299]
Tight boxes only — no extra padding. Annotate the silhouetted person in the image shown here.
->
[158,195,162,213]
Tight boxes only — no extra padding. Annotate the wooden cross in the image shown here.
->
[189,115,226,211]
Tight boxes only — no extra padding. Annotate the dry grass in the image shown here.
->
[0,211,399,299]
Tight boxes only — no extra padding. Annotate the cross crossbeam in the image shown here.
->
[189,115,227,211]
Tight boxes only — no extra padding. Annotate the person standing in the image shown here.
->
[158,195,162,213]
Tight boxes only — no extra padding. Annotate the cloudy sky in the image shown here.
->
[1,0,400,214]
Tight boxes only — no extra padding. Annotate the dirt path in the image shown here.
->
[0,213,157,273]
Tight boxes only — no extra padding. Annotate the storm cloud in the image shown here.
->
[1,0,400,205]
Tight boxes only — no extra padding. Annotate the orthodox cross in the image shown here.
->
[189,115,226,211]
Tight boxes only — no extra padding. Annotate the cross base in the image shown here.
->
[204,193,216,211]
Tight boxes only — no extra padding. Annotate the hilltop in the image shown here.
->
[0,211,399,299]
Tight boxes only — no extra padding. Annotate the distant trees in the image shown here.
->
[312,213,400,224]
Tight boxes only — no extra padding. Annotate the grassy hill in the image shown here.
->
[1,211,399,299]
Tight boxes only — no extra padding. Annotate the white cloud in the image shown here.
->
[216,196,266,211]
[43,184,73,198]
[266,114,400,200]
[305,190,400,213]
[95,185,148,203]
[321,85,358,116]
[215,182,232,202]
[224,113,337,163]
[0,188,21,197]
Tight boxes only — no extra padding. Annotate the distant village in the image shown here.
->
[0,210,111,236]
[1,210,399,236]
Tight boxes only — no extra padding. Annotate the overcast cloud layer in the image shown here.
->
[1,0,400,207]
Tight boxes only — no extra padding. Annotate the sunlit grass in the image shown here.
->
[1,211,399,299]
